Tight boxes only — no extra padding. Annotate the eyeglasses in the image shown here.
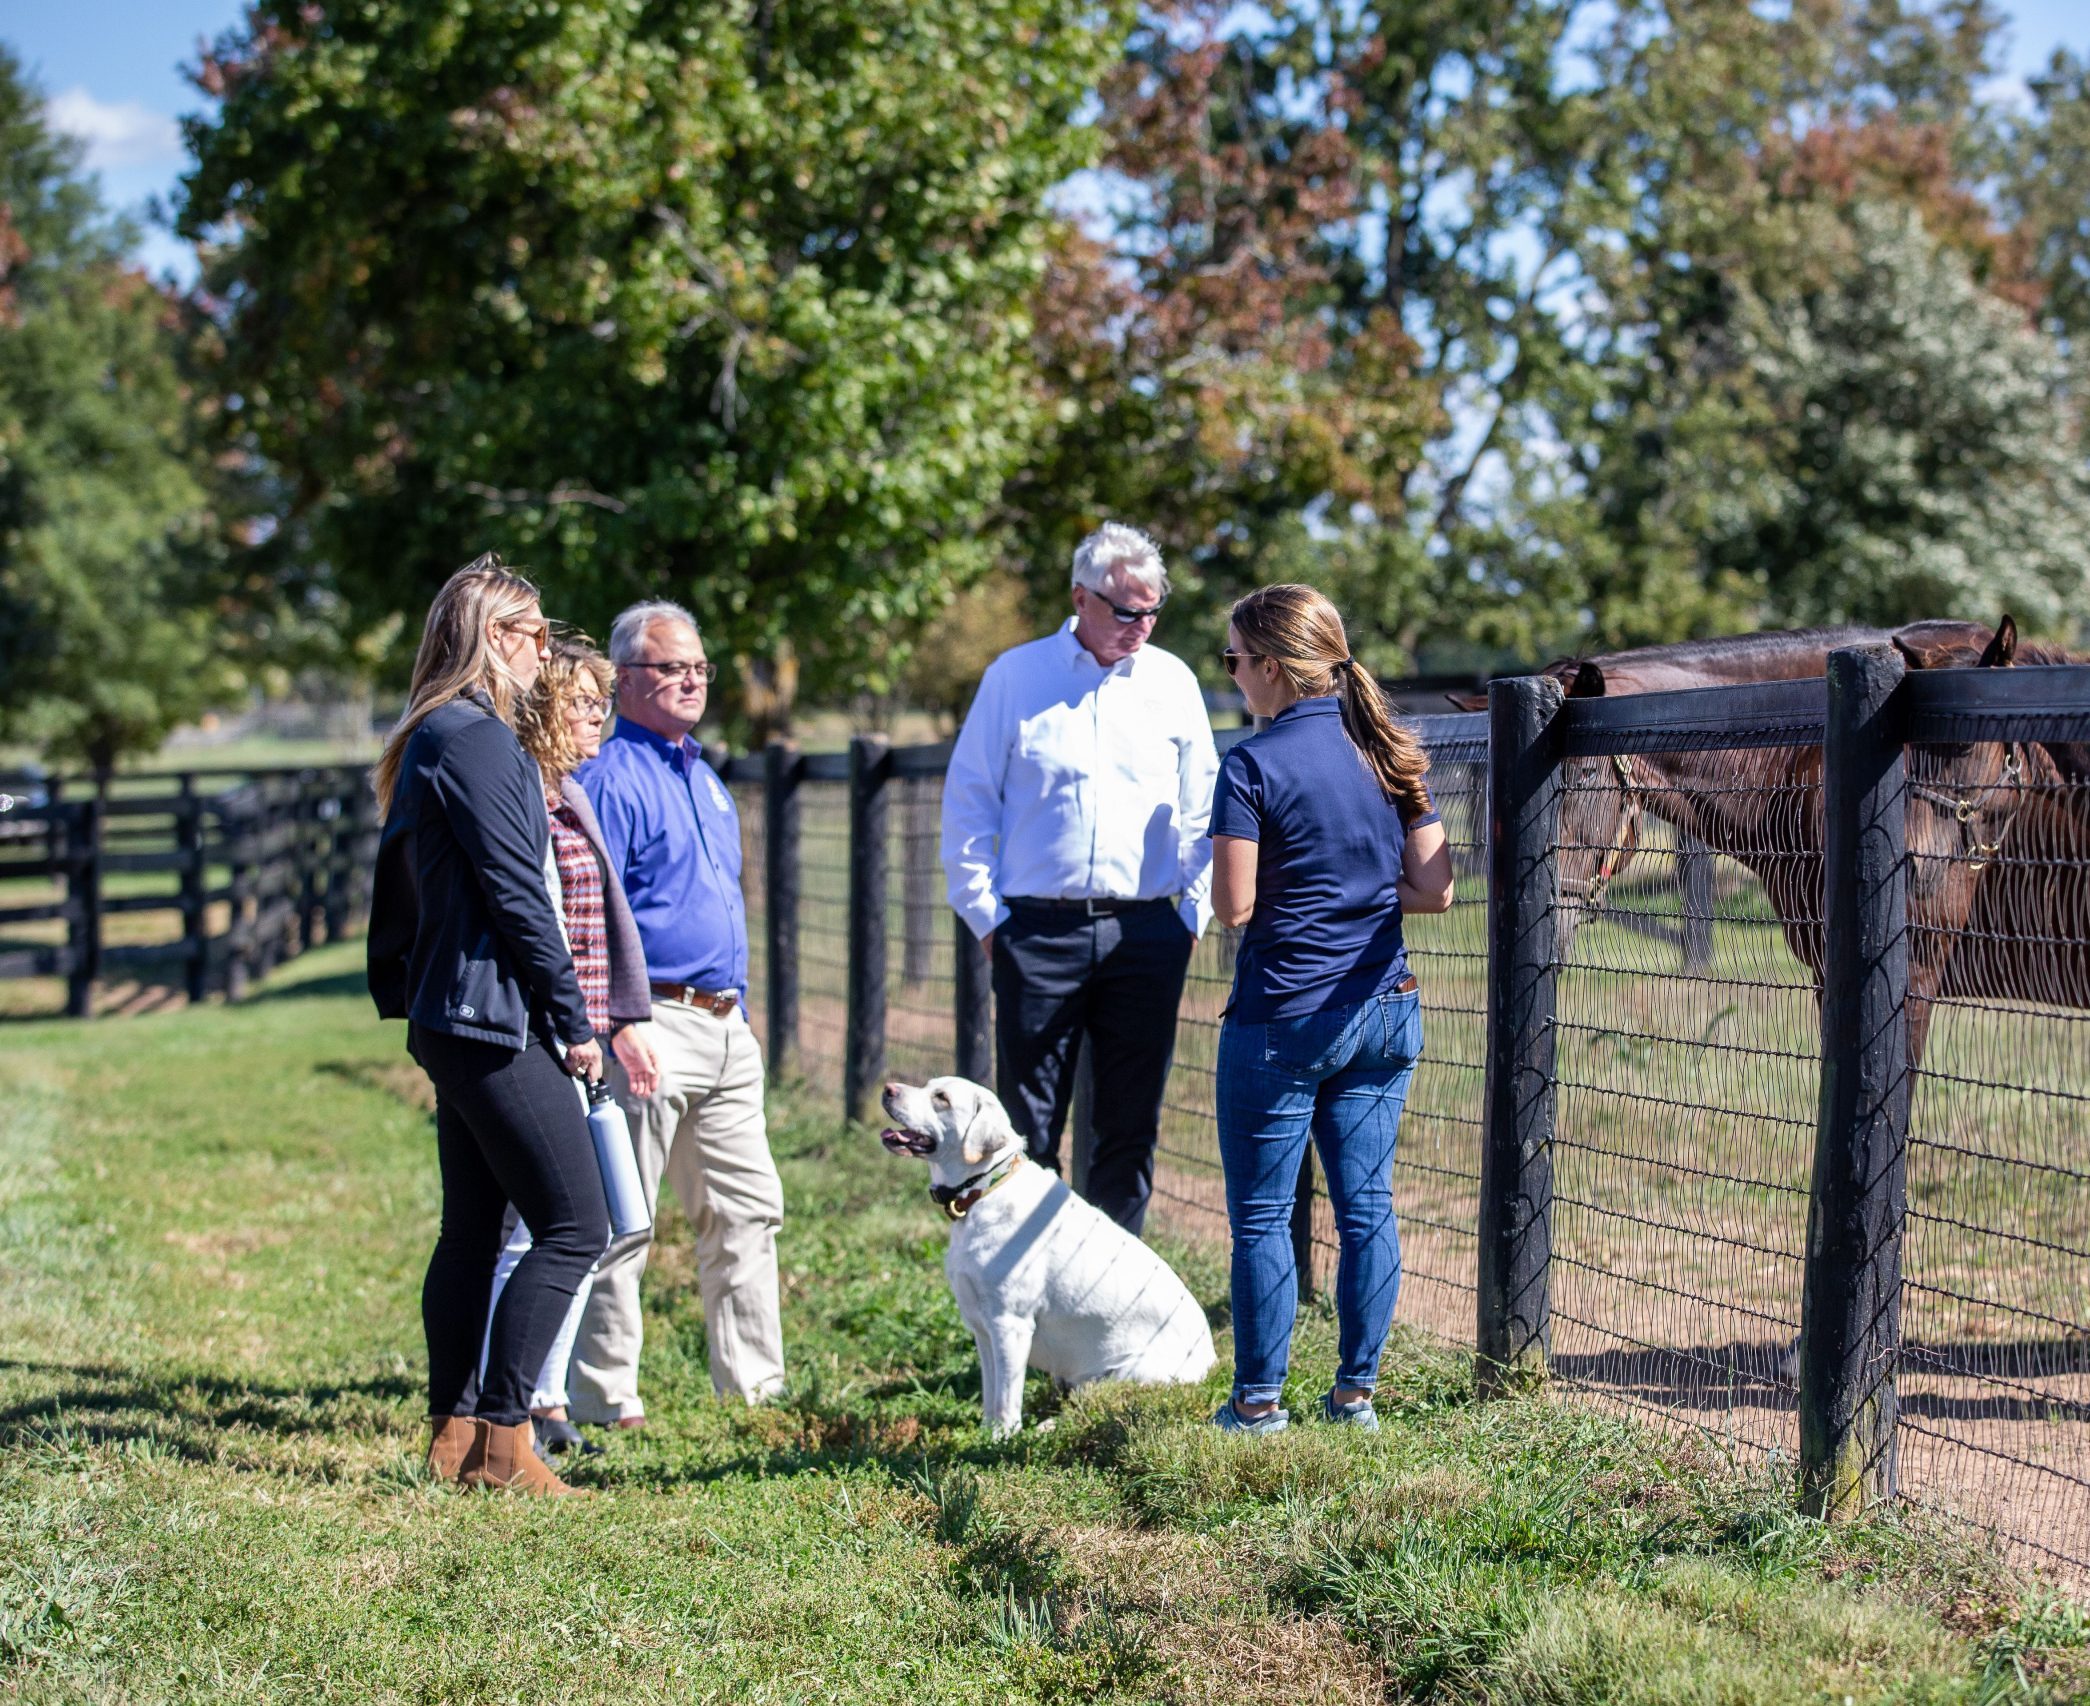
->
[1083,588,1166,625]
[629,659,717,685]
[573,696,613,718]
[1220,649,1259,677]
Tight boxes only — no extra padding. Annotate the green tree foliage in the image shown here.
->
[0,48,236,769]
[1032,0,2090,669]
[180,0,1129,717]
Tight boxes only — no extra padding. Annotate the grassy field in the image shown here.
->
[3,942,2088,1702]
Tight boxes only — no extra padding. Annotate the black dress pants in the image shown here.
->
[408,1025,609,1425]
[990,899,1195,1235]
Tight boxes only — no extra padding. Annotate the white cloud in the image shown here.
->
[45,86,182,172]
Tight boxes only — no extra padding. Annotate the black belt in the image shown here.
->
[1005,895,1170,917]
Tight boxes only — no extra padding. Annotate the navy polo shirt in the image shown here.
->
[576,719,749,997]
[1209,697,1440,1022]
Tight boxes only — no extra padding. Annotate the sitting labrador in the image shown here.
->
[880,1075,1216,1435]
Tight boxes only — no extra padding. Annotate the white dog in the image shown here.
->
[879,1075,1216,1434]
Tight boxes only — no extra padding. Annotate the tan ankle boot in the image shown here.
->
[425,1414,485,1484]
[463,1420,589,1496]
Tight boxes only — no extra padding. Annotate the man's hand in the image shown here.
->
[612,1024,661,1098]
[563,1039,605,1081]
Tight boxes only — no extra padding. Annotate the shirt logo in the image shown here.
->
[705,774,731,812]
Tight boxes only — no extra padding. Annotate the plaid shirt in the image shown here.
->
[548,796,611,1036]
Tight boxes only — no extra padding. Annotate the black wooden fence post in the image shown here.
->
[1290,1147,1319,1301]
[1799,643,1912,1519]
[844,735,890,1123]
[954,914,992,1085]
[178,774,208,1003]
[64,794,103,1019]
[764,742,802,1083]
[1680,832,1714,973]
[1476,674,1565,1396]
[226,790,255,1003]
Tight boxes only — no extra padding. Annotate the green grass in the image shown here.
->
[1,942,2085,1701]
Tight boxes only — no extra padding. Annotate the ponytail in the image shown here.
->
[1336,658,1432,822]
[1229,583,1432,821]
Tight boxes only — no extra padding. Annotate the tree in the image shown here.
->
[0,48,237,770]
[180,0,1130,724]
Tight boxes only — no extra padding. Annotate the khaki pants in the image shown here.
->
[568,999,784,1416]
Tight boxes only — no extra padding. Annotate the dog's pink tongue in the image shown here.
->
[880,1129,906,1145]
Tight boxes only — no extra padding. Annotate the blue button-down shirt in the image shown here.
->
[576,719,749,997]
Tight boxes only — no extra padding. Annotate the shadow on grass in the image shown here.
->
[0,1360,420,1468]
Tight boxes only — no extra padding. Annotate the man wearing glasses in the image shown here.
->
[567,599,786,1423]
[942,522,1220,1233]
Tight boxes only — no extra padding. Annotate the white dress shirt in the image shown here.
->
[941,619,1220,941]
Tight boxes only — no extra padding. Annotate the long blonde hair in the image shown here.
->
[1229,584,1432,821]
[372,554,544,817]
[516,638,615,792]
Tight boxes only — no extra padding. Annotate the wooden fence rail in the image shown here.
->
[0,765,378,1015]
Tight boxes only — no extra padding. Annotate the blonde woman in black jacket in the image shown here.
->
[369,555,607,1496]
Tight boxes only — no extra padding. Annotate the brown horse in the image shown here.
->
[1453,618,2071,1065]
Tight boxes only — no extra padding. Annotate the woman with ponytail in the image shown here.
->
[1206,584,1454,1434]
[368,554,608,1496]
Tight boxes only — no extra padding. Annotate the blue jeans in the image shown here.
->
[1215,987,1423,1406]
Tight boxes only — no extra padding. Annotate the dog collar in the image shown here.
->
[931,1154,1024,1222]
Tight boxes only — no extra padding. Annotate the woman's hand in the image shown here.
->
[563,1038,605,1081]
[612,1024,661,1098]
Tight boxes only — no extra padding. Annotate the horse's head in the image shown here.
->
[1539,660,1648,963]
[1892,615,2053,904]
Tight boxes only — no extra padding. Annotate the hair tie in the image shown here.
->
[1334,656,1355,673]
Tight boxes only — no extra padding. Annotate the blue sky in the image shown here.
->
[9,0,2088,282]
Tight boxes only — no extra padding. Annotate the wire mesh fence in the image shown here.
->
[796,780,852,1097]
[709,665,2087,1588]
[1545,751,1821,1461]
[885,772,963,1089]
[1899,751,2089,1574]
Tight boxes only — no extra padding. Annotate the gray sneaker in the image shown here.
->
[1320,1390,1380,1432]
[1212,1399,1289,1434]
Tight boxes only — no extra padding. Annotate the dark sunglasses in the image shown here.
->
[1084,589,1166,625]
[1220,649,1259,677]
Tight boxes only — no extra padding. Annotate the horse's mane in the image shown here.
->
[1601,625,1884,670]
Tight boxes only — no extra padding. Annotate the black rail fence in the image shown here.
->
[713,650,2087,1585]
[0,765,379,1014]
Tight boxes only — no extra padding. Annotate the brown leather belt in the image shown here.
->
[649,982,739,1017]
[1392,974,1420,995]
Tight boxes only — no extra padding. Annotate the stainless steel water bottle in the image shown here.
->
[586,1079,653,1269]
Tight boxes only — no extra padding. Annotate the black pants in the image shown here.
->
[991,899,1195,1235]
[409,1025,609,1426]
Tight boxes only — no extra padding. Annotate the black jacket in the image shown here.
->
[367,692,594,1050]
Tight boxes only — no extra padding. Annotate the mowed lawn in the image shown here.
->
[2,945,2086,1704]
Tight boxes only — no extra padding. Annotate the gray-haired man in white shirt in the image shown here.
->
[941,522,1220,1233]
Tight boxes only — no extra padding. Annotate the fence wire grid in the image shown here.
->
[709,709,2087,1589]
[1899,753,2088,1573]
[1546,747,1822,1467]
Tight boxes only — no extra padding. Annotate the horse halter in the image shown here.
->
[1560,753,1643,912]
[1908,742,2027,874]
